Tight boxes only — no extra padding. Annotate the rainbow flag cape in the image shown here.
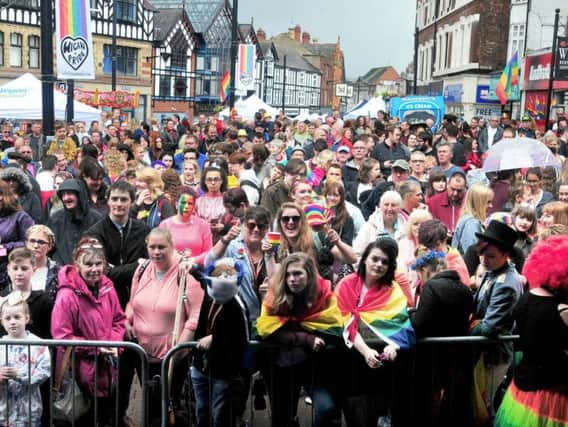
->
[220,71,231,103]
[254,277,343,339]
[495,51,519,105]
[336,273,415,349]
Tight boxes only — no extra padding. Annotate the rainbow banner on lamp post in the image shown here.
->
[55,0,95,79]
[236,44,255,93]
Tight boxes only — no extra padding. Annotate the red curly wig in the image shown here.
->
[522,235,568,291]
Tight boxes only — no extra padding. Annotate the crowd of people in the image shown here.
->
[0,107,566,427]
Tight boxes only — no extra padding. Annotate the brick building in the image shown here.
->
[261,25,345,114]
[351,66,402,107]
[0,0,156,120]
[415,0,511,120]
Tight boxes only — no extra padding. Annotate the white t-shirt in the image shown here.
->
[35,171,54,192]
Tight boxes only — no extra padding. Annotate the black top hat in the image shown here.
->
[475,220,517,252]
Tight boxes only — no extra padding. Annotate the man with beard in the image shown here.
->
[47,178,102,264]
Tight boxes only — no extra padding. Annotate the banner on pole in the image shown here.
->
[55,0,95,79]
[557,37,568,82]
[236,44,256,94]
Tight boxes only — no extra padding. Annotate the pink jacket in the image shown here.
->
[51,265,125,397]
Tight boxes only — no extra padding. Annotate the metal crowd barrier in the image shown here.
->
[0,336,519,426]
[0,339,149,427]
[160,335,520,427]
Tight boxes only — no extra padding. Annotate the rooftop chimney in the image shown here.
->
[302,31,311,44]
[257,28,266,41]
[294,25,301,42]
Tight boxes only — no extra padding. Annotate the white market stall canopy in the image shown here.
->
[219,95,279,120]
[344,97,387,119]
[0,73,102,123]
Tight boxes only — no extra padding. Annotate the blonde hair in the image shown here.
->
[405,209,433,239]
[104,149,127,178]
[276,203,316,261]
[314,149,335,169]
[542,201,568,226]
[25,225,55,248]
[136,167,164,199]
[460,183,494,222]
[182,159,201,184]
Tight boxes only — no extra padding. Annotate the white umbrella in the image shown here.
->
[482,137,561,172]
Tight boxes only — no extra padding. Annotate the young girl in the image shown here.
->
[512,204,537,258]
[0,296,51,426]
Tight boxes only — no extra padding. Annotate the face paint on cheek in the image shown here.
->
[177,195,194,216]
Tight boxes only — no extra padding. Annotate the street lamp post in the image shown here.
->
[40,0,54,136]
[112,0,118,91]
[545,8,560,130]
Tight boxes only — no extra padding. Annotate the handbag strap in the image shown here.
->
[54,347,73,392]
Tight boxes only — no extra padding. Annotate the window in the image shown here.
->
[10,33,22,67]
[159,76,170,97]
[115,0,135,22]
[103,45,137,76]
[0,32,3,67]
[28,35,39,68]
[311,91,319,106]
[509,24,525,57]
[266,61,274,76]
[11,0,39,8]
[298,91,306,106]
[195,55,204,70]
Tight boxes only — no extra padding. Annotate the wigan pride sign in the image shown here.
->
[55,0,95,79]
[557,37,568,82]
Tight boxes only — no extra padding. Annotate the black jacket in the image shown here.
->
[47,179,102,265]
[410,270,472,338]
[85,216,150,307]
[192,295,248,379]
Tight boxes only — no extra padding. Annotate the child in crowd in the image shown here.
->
[0,295,51,426]
[511,204,537,258]
[191,258,248,427]
[0,248,52,339]
[267,139,287,166]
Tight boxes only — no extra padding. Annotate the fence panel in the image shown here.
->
[0,339,148,427]
[160,335,519,427]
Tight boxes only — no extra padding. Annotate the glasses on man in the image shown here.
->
[245,222,268,232]
[280,215,301,224]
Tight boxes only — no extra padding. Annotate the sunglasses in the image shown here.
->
[280,215,301,224]
[245,222,268,231]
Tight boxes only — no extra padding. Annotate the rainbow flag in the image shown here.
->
[55,0,95,79]
[254,277,343,339]
[495,51,519,105]
[220,71,231,103]
[336,274,415,350]
[266,232,281,250]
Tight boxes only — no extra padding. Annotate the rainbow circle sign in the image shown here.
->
[55,0,95,79]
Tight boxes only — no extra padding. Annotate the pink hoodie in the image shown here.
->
[51,265,125,397]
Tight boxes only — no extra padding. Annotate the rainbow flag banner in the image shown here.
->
[220,71,231,103]
[55,0,95,79]
[495,50,519,105]
[236,44,256,93]
[254,277,344,339]
[336,274,416,350]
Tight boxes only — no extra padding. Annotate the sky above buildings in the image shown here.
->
[239,0,416,80]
